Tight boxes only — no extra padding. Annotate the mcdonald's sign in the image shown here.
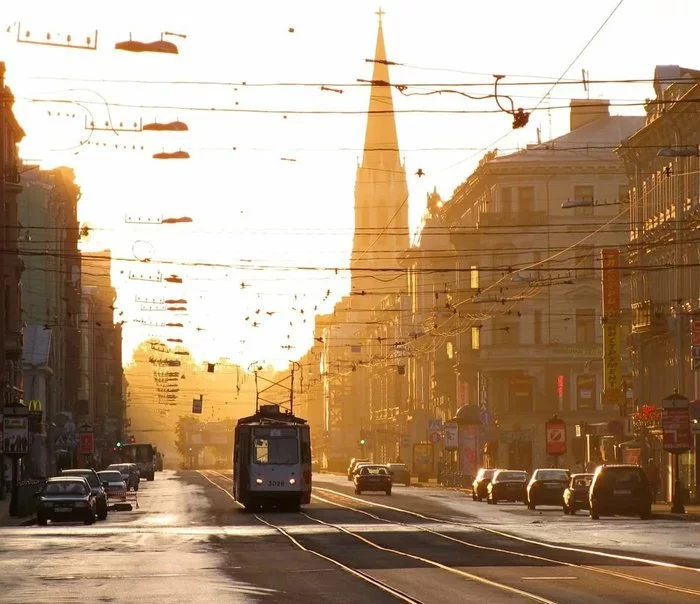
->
[28,399,43,413]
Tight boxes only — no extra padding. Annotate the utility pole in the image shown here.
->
[0,62,7,501]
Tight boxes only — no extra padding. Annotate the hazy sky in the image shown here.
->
[2,0,698,369]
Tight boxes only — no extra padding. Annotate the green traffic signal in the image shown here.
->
[359,438,366,446]
[116,441,122,448]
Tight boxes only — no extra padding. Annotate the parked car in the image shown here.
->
[563,473,594,515]
[487,470,529,504]
[347,458,370,480]
[60,468,109,520]
[36,476,96,525]
[354,464,392,495]
[472,468,500,501]
[107,463,140,491]
[589,464,652,520]
[97,470,128,504]
[526,468,570,510]
[386,463,411,486]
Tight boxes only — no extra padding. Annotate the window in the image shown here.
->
[518,187,535,213]
[470,265,479,289]
[533,310,543,344]
[471,326,480,350]
[501,187,512,214]
[254,437,299,464]
[574,185,594,216]
[575,246,594,278]
[576,309,596,344]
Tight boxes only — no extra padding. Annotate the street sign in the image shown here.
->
[3,415,28,456]
[79,432,95,455]
[662,393,691,452]
[429,431,441,444]
[192,397,203,414]
[545,417,567,456]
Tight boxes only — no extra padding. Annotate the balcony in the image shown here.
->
[631,300,670,334]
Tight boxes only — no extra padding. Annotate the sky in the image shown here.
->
[2,0,699,370]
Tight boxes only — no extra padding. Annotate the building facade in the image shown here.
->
[616,65,700,502]
[19,166,82,476]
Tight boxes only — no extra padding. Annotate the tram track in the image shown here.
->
[309,484,700,599]
[198,470,558,603]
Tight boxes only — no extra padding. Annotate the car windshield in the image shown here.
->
[44,481,88,496]
[63,471,99,488]
[496,472,527,482]
[98,471,123,482]
[573,476,593,488]
[482,469,496,479]
[108,464,129,474]
[359,466,388,475]
[599,468,646,486]
[535,470,569,481]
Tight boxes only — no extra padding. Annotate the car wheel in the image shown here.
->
[570,506,577,515]
[491,497,498,505]
[405,481,410,487]
[356,489,361,495]
[84,512,95,525]
[386,489,391,496]
[590,505,600,520]
[528,501,536,510]
[97,503,108,520]
[472,492,478,501]
[37,516,48,526]
[562,504,569,515]
[640,508,652,520]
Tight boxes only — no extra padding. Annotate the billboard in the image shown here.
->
[545,416,567,456]
[3,416,28,455]
[601,248,622,405]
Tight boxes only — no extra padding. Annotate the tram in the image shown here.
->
[233,403,311,512]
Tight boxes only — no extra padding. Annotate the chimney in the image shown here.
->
[570,99,610,131]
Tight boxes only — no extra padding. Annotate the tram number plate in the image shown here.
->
[268,480,285,487]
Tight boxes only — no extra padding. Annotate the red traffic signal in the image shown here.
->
[129,435,136,444]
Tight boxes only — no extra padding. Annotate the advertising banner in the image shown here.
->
[79,432,95,455]
[458,424,479,478]
[662,393,690,452]
[545,417,567,456]
[601,248,621,315]
[602,322,622,404]
[443,422,458,450]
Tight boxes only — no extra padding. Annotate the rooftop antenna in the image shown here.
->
[536,126,542,145]
[582,68,590,100]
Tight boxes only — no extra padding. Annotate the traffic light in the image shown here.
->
[129,435,136,444]
[359,429,367,446]
[116,441,122,448]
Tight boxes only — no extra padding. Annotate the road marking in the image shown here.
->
[521,577,578,580]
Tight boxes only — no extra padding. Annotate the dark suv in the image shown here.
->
[61,469,109,520]
[589,464,652,520]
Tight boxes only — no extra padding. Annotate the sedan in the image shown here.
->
[60,468,109,520]
[107,463,140,491]
[98,470,128,504]
[386,463,411,486]
[563,473,594,515]
[527,468,571,510]
[472,468,500,502]
[487,470,529,504]
[354,464,392,495]
[36,477,96,525]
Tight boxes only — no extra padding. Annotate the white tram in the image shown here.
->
[233,404,311,512]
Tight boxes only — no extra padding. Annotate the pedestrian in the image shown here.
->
[646,458,660,504]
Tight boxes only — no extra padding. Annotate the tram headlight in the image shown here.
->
[288,478,296,485]
[255,477,263,485]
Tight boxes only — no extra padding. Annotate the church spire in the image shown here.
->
[361,11,401,171]
[351,12,409,304]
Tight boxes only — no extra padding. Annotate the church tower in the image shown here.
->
[351,11,409,305]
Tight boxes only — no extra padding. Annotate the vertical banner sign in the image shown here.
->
[601,248,622,404]
[545,416,567,456]
[192,396,203,414]
[458,424,479,477]
[79,432,95,455]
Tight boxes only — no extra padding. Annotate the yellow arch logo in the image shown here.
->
[28,399,42,413]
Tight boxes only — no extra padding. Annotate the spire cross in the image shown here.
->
[375,7,385,23]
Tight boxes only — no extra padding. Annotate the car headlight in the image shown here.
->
[255,477,263,485]
[289,478,296,485]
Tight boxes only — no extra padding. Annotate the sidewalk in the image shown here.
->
[0,497,34,527]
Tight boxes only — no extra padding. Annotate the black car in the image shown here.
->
[526,468,570,509]
[563,473,594,515]
[472,468,500,501]
[487,470,529,504]
[387,463,411,486]
[589,464,652,520]
[36,476,96,525]
[354,464,392,495]
[61,469,109,520]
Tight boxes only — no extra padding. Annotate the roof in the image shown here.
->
[489,115,645,165]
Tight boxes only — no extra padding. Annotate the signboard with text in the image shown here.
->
[443,422,458,450]
[79,432,95,455]
[662,393,690,452]
[3,415,28,455]
[601,248,622,404]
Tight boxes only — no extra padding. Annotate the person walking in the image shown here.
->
[646,458,660,504]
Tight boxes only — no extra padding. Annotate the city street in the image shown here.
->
[1,470,699,603]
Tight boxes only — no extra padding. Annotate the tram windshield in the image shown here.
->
[253,428,299,464]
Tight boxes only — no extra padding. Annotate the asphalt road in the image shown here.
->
[0,470,698,604]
